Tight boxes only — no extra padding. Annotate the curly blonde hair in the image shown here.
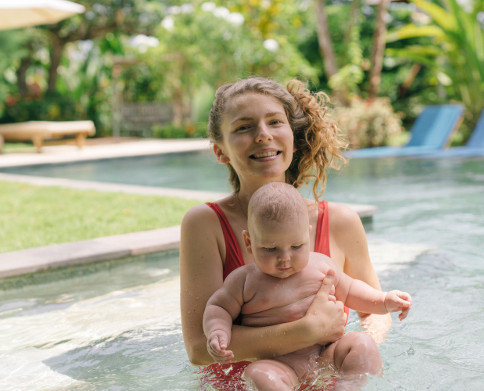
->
[208,77,346,200]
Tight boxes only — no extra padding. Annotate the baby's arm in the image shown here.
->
[335,270,412,320]
[203,268,247,363]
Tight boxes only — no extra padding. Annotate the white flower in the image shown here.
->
[226,12,244,26]
[213,7,230,19]
[130,35,159,53]
[201,2,216,12]
[161,16,174,31]
[263,39,279,52]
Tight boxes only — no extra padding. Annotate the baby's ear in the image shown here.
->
[213,144,230,164]
[242,230,252,253]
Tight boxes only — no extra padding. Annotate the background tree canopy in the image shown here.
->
[0,0,482,145]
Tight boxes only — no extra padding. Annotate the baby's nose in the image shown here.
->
[277,251,291,263]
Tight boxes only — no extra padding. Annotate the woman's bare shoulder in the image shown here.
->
[327,201,362,230]
[181,198,230,229]
[182,202,215,224]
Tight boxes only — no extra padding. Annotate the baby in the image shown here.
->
[203,182,412,390]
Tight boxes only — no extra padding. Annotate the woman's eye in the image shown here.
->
[236,125,250,131]
[269,119,281,125]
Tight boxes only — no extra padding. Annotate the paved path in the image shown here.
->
[0,138,377,278]
[0,138,211,167]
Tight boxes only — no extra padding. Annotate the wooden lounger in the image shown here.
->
[0,120,96,153]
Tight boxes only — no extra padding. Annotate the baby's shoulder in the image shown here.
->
[309,251,334,270]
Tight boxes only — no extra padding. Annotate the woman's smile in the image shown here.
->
[218,92,294,183]
[250,149,281,161]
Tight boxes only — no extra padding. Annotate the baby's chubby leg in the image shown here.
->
[243,359,298,391]
[319,332,381,389]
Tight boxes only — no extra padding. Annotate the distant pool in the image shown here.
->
[1,156,483,390]
[0,150,233,192]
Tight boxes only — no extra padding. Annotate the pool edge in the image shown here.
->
[0,226,181,278]
[0,201,377,278]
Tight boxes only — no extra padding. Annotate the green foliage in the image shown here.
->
[0,28,41,117]
[333,97,404,149]
[152,122,207,139]
[0,181,201,253]
[329,23,364,97]
[386,0,484,136]
[0,92,84,123]
[138,1,317,125]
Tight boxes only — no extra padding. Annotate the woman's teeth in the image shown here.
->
[252,151,278,158]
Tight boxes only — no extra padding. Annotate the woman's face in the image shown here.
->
[214,92,294,186]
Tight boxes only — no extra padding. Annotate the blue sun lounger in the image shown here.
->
[344,104,465,159]
[418,109,484,158]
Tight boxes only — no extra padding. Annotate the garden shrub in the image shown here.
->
[152,122,208,139]
[333,97,404,149]
[0,92,85,124]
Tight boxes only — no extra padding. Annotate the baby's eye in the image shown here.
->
[291,244,303,250]
[263,247,277,252]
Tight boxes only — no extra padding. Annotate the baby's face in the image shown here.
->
[248,214,310,279]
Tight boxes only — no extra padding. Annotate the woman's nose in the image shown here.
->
[255,122,273,143]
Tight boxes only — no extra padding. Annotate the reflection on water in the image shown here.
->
[0,150,232,192]
[0,157,483,390]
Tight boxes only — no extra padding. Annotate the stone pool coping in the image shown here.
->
[0,138,377,278]
[0,138,212,167]
[0,201,376,278]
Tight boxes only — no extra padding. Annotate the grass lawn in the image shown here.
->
[2,142,38,153]
[0,181,203,253]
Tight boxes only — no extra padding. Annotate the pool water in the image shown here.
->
[1,156,484,390]
[0,150,233,193]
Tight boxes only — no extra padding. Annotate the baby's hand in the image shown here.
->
[207,331,234,363]
[384,290,412,321]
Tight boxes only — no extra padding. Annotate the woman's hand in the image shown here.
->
[301,270,347,346]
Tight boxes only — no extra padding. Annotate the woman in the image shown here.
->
[180,77,391,372]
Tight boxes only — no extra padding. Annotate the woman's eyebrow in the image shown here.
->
[231,111,285,125]
[265,111,285,117]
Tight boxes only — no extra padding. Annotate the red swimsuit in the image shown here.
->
[200,200,348,390]
[206,200,332,279]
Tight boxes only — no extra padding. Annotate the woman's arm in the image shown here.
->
[228,270,346,360]
[329,203,392,344]
[180,204,227,365]
[180,204,347,365]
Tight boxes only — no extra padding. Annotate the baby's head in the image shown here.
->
[243,182,311,278]
[248,182,308,229]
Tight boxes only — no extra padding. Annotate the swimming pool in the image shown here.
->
[1,156,483,390]
[0,150,233,193]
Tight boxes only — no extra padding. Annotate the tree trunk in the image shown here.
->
[47,33,66,94]
[172,89,184,127]
[315,0,339,79]
[368,0,391,99]
[16,57,32,97]
[344,0,361,46]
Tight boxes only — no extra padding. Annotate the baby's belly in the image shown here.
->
[241,295,315,327]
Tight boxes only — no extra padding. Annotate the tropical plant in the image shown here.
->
[141,1,317,126]
[386,0,484,135]
[333,96,404,148]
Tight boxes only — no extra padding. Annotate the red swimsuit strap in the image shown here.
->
[206,202,245,280]
[315,200,350,322]
[315,200,331,256]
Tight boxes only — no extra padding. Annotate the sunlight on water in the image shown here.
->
[1,157,483,390]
